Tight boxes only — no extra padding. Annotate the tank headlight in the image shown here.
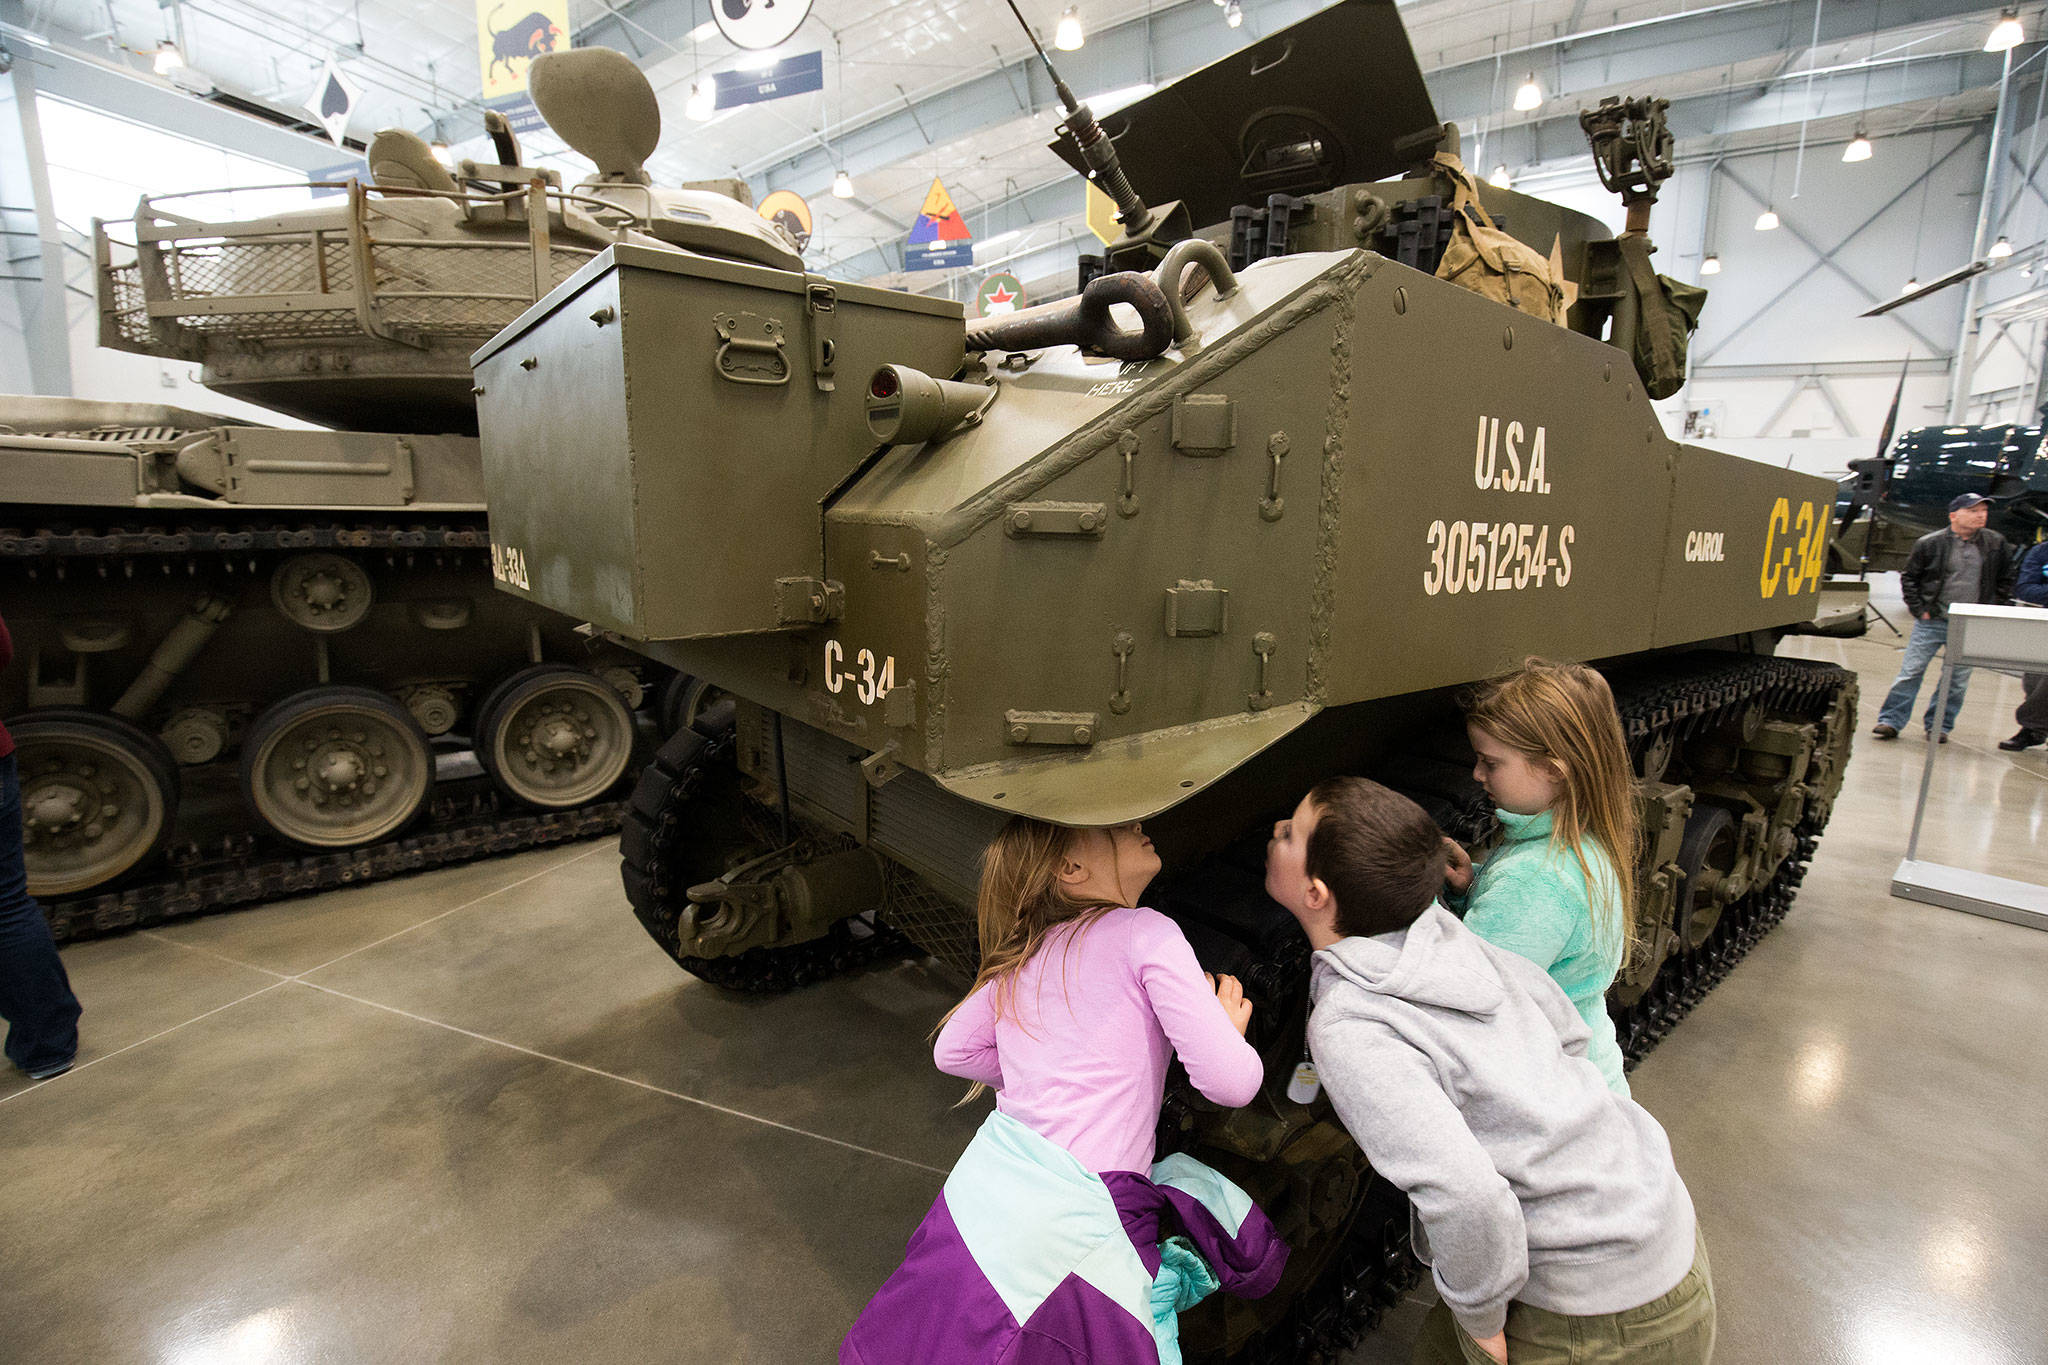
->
[865,365,996,446]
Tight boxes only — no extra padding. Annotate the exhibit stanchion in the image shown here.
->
[1893,603,2048,930]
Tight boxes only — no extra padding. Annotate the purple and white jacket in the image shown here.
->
[843,1111,1288,1364]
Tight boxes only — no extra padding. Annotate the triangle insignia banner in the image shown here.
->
[908,178,972,244]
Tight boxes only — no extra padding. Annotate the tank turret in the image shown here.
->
[91,54,804,433]
[2,71,811,920]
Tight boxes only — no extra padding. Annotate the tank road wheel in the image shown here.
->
[12,710,180,897]
[473,664,635,809]
[240,687,434,848]
[270,553,374,632]
[620,721,898,991]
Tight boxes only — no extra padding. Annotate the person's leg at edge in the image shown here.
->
[1878,619,1945,729]
[1877,619,1947,731]
[1412,1232,1716,1365]
[1929,661,1973,736]
[2016,673,2048,737]
[0,753,81,1076]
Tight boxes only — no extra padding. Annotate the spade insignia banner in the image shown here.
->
[305,61,360,147]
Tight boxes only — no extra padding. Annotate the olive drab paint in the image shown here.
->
[472,237,1837,830]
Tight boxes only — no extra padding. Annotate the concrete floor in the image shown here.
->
[3,607,2046,1363]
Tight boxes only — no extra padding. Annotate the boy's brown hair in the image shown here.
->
[1306,778,1449,938]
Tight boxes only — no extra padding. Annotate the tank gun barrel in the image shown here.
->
[1002,0,1153,236]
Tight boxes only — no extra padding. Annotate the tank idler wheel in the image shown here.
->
[473,664,636,809]
[671,676,735,737]
[1673,804,1739,952]
[655,671,697,736]
[1635,729,1675,783]
[241,686,434,848]
[12,709,180,896]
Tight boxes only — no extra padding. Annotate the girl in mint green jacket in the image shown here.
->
[1443,660,1640,1095]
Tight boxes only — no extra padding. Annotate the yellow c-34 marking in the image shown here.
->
[1760,497,1827,599]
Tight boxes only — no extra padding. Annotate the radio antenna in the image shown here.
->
[1002,0,1153,236]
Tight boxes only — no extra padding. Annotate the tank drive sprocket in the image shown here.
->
[619,723,906,992]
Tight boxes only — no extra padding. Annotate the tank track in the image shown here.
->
[0,517,490,561]
[1215,651,1854,1364]
[5,513,642,942]
[41,795,626,942]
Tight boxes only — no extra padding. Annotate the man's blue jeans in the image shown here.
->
[1877,617,1973,734]
[0,753,81,1074]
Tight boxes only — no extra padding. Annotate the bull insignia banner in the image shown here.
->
[477,0,571,102]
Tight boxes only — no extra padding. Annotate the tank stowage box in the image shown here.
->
[473,244,964,642]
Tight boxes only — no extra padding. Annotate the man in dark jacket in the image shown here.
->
[1873,494,2018,741]
[0,612,83,1079]
[1998,539,2048,750]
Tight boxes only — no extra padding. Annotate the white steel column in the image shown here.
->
[1948,48,2016,420]
[0,0,74,395]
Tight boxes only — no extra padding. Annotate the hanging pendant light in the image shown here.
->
[1755,207,1780,231]
[153,39,184,74]
[1902,276,1920,293]
[1701,253,1722,276]
[1224,0,1243,28]
[1055,7,1085,50]
[1513,73,1542,112]
[1488,164,1512,188]
[832,169,855,199]
[429,139,452,166]
[1989,235,2014,259]
[686,81,715,121]
[1986,9,2024,52]
[1843,126,1873,163]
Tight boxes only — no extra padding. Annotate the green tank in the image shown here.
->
[1,91,800,932]
[469,4,1856,1357]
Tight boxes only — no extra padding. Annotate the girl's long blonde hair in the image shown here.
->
[937,816,1128,1102]
[1465,658,1642,959]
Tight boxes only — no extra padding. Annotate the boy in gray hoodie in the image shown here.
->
[1265,777,1713,1365]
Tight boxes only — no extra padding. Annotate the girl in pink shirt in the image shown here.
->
[844,818,1283,1364]
[933,817,1266,1170]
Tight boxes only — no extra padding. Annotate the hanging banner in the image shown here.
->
[305,61,360,147]
[714,0,814,50]
[308,159,368,201]
[1085,179,1120,247]
[758,190,814,250]
[477,0,569,100]
[975,272,1025,317]
[905,177,974,271]
[714,50,825,110]
[484,96,549,135]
